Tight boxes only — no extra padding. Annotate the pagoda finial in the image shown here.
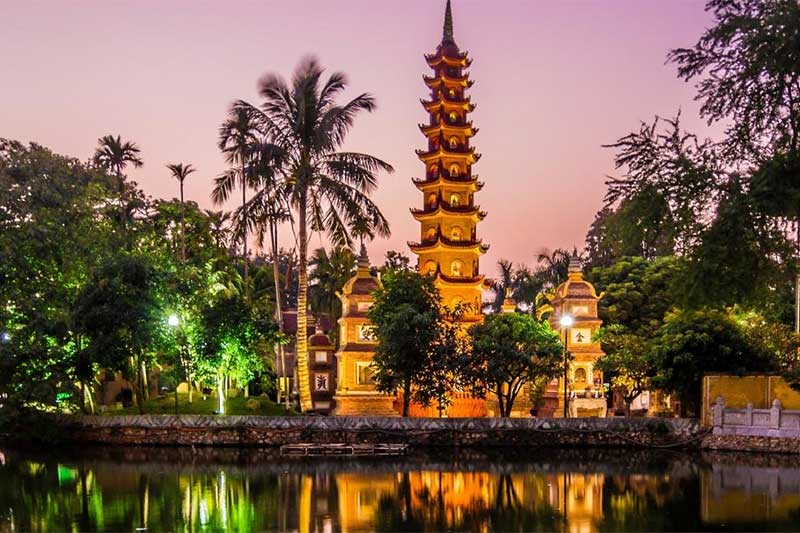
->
[357,242,370,271]
[568,248,583,275]
[443,0,455,44]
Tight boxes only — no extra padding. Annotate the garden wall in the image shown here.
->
[56,415,704,449]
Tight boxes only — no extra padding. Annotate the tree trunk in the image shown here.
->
[296,195,313,412]
[402,380,411,417]
[187,370,193,404]
[270,219,288,408]
[180,180,186,262]
[242,168,249,302]
[795,219,799,335]
[625,399,632,417]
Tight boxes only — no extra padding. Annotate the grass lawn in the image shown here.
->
[103,393,298,416]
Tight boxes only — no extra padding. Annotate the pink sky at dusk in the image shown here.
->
[1,0,716,271]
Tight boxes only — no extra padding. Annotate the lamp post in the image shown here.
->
[560,314,573,418]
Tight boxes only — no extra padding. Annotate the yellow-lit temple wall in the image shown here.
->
[701,374,800,426]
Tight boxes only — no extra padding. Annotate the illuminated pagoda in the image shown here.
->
[409,0,488,322]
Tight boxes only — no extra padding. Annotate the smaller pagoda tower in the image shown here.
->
[548,253,607,418]
[333,244,397,416]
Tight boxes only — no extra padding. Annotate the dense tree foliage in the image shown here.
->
[0,139,283,414]
[368,270,465,416]
[466,313,563,417]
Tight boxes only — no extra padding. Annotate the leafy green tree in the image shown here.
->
[684,176,793,314]
[466,313,563,417]
[650,308,777,415]
[594,325,653,416]
[0,140,117,410]
[590,256,686,336]
[368,270,464,416]
[92,135,143,247]
[381,250,412,275]
[74,255,162,413]
[236,57,394,411]
[195,295,276,411]
[669,0,800,162]
[602,114,720,258]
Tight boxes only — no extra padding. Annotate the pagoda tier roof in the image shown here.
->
[408,235,489,254]
[423,73,473,89]
[420,96,475,113]
[425,49,471,68]
[411,203,487,222]
[436,271,485,286]
[419,121,478,139]
[416,145,481,165]
[413,175,483,192]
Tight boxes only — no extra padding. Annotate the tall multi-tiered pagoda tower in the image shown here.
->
[409,0,488,321]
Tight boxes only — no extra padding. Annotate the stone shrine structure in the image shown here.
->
[332,245,397,416]
[547,253,607,418]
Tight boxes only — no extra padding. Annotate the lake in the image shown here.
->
[1,446,799,532]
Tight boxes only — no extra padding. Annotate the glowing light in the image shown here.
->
[168,314,179,327]
[560,315,574,328]
[0,332,10,343]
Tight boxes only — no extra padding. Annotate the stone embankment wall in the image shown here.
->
[57,415,704,449]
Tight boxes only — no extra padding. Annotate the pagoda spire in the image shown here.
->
[443,0,455,44]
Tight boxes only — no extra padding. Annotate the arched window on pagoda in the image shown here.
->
[449,137,458,149]
[429,164,438,177]
[450,259,463,277]
[427,193,437,209]
[450,226,462,240]
[449,164,459,176]
[448,88,456,99]
[449,111,458,123]
[449,194,460,207]
[424,260,437,275]
[425,227,437,241]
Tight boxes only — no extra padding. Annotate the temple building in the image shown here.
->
[546,253,607,418]
[409,0,488,322]
[332,244,397,416]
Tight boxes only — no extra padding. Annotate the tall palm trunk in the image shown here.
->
[180,179,186,262]
[241,166,249,302]
[296,195,313,412]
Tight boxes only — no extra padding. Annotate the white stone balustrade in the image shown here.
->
[711,396,800,438]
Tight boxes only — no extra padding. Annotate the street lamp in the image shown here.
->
[560,314,574,418]
[0,332,10,343]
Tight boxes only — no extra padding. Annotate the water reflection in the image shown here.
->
[1,447,799,531]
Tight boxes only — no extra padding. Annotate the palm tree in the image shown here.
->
[93,135,143,247]
[213,106,260,301]
[166,163,196,262]
[309,246,356,326]
[204,209,232,250]
[534,248,573,290]
[237,144,293,406]
[236,57,394,411]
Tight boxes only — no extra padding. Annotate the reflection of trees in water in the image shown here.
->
[0,453,283,531]
[373,471,563,532]
[7,447,800,531]
[594,473,702,531]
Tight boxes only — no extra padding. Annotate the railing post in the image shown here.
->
[770,399,782,430]
[745,402,753,426]
[712,396,725,429]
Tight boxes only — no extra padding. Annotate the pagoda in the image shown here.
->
[409,0,488,321]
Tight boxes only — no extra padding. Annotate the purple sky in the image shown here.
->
[1,0,716,271]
